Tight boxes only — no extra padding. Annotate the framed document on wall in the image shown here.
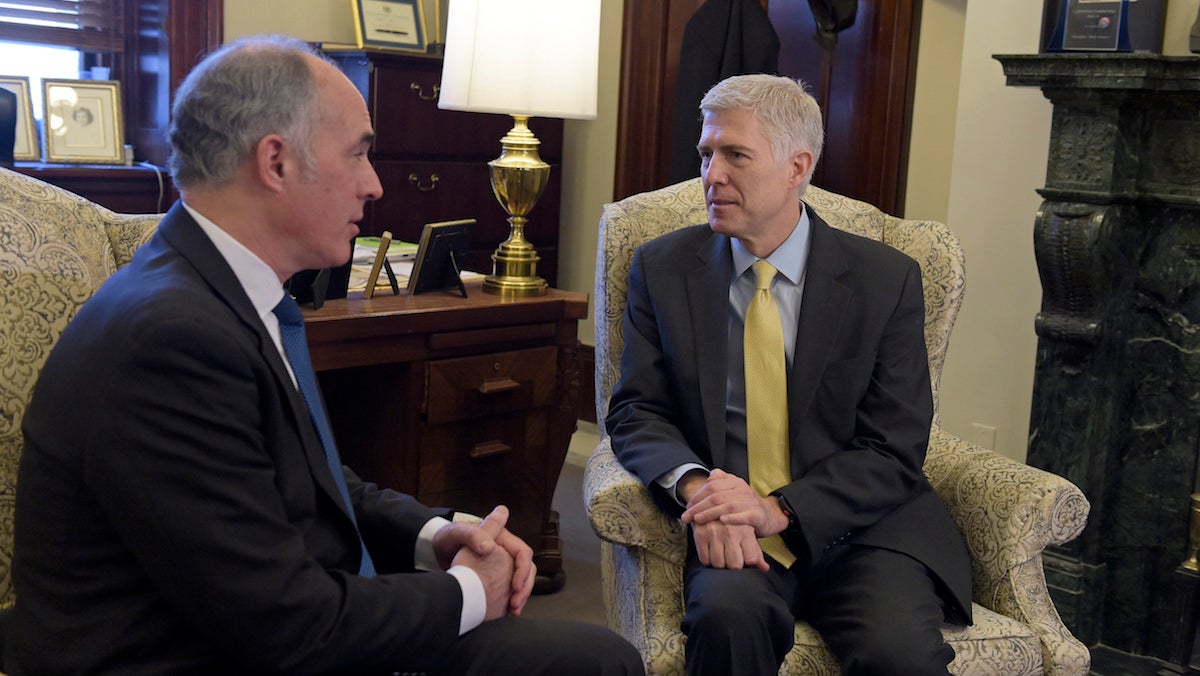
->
[351,0,427,52]
[1040,0,1167,53]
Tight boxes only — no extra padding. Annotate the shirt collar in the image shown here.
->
[182,201,287,318]
[730,203,812,284]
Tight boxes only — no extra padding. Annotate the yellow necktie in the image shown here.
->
[744,260,796,567]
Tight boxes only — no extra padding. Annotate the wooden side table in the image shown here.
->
[304,283,587,593]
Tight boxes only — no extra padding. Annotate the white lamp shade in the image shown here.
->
[437,0,601,120]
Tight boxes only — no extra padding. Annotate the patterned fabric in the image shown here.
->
[585,178,1092,675]
[0,168,160,606]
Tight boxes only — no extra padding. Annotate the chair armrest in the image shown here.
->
[924,427,1090,608]
[584,437,687,566]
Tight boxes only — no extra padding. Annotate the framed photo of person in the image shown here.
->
[408,218,474,297]
[351,0,428,52]
[41,79,124,164]
[0,76,39,161]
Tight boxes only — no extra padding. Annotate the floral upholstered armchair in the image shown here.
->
[0,168,161,610]
[583,178,1092,675]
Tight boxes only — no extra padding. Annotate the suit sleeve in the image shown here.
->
[86,308,462,674]
[606,245,710,514]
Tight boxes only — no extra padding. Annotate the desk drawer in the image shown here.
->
[424,346,557,425]
[418,408,549,541]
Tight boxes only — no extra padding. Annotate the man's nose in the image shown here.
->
[364,164,383,201]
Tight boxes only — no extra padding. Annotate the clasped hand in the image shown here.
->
[432,505,536,620]
[680,469,789,571]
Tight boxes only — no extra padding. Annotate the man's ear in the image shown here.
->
[789,150,814,189]
[254,134,288,192]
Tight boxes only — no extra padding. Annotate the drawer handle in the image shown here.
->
[478,377,520,395]
[408,173,440,192]
[409,82,440,101]
[471,440,511,460]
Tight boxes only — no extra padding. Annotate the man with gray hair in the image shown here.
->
[8,34,642,675]
[608,73,972,674]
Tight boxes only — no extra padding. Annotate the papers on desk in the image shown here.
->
[347,236,483,293]
[352,236,417,265]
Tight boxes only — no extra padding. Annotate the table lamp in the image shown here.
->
[437,0,601,297]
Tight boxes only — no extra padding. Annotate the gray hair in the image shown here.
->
[699,74,824,186]
[168,34,322,189]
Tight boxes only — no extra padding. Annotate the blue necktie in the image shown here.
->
[273,293,377,577]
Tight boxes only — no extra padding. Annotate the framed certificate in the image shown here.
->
[1041,0,1167,53]
[41,79,124,164]
[351,0,427,52]
[0,76,39,161]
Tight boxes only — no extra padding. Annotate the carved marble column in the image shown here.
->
[996,54,1200,661]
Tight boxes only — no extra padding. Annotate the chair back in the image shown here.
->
[593,178,966,434]
[0,168,160,605]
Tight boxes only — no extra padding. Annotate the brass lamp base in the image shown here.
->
[484,114,551,297]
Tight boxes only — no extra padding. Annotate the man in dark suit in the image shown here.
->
[607,74,972,675]
[7,34,642,676]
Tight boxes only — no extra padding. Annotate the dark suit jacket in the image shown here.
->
[9,204,464,674]
[607,205,973,624]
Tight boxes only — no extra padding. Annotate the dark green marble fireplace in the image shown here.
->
[995,53,1200,665]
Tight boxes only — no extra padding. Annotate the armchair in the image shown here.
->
[584,178,1092,674]
[0,167,161,608]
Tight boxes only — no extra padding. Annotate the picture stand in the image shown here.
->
[408,219,474,297]
[363,231,401,299]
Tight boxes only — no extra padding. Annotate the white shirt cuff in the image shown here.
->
[447,565,486,634]
[656,463,709,506]
[414,516,452,571]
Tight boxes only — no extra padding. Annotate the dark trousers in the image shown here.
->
[681,545,954,676]
[445,617,644,676]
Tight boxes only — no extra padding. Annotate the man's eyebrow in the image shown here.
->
[361,131,377,146]
[698,142,753,155]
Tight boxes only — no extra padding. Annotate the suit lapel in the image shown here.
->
[787,207,852,451]
[156,205,355,521]
[687,231,734,467]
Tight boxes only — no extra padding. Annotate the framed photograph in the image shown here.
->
[408,218,474,297]
[41,79,123,164]
[351,0,428,52]
[0,76,39,161]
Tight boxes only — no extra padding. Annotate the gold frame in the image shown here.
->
[41,79,124,164]
[0,76,39,161]
[350,0,428,53]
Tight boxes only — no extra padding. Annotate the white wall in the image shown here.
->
[933,1,1052,462]
[224,2,356,43]
[905,0,966,225]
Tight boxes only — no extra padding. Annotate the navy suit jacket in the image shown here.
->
[10,204,465,674]
[607,205,973,624]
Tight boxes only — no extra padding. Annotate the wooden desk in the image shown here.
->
[304,283,587,593]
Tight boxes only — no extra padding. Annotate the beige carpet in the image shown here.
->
[521,422,608,627]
